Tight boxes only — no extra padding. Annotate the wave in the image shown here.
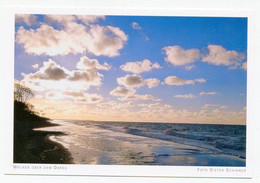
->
[93,122,246,159]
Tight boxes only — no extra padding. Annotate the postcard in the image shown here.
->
[3,6,254,180]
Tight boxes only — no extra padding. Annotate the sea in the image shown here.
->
[35,120,246,166]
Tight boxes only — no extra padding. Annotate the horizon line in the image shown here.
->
[50,118,246,126]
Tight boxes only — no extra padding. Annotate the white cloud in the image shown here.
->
[16,15,128,57]
[76,94,103,103]
[16,25,79,56]
[117,74,144,88]
[164,76,206,86]
[32,64,39,69]
[109,87,136,97]
[212,109,221,115]
[138,103,172,110]
[45,90,103,103]
[15,14,37,26]
[63,90,85,97]
[200,91,217,95]
[24,58,104,87]
[144,36,149,41]
[144,78,160,88]
[185,64,196,70]
[241,61,247,71]
[162,46,200,66]
[120,59,161,74]
[29,97,246,124]
[45,15,76,28]
[174,94,195,99]
[110,87,160,102]
[122,94,160,102]
[202,104,219,109]
[76,15,105,24]
[20,56,109,94]
[45,91,65,101]
[45,15,105,28]
[117,74,160,88]
[87,25,128,57]
[98,101,134,109]
[131,22,149,40]
[23,59,68,81]
[76,56,111,71]
[202,45,245,69]
[35,94,43,99]
[131,22,142,30]
[195,78,206,83]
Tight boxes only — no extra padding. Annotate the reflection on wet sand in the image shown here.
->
[34,120,245,166]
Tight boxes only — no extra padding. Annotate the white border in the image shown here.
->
[1,5,256,182]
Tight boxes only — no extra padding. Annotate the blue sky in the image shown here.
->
[14,14,247,124]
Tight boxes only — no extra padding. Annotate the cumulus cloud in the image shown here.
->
[16,15,128,57]
[120,59,161,74]
[68,56,111,84]
[117,74,160,88]
[174,94,195,99]
[76,56,111,71]
[144,78,160,88]
[68,70,98,83]
[16,25,77,56]
[87,25,128,57]
[23,59,68,81]
[202,45,245,69]
[45,15,105,27]
[109,87,136,97]
[45,15,76,28]
[131,22,142,30]
[15,14,37,26]
[69,57,110,84]
[110,87,160,101]
[241,61,247,71]
[200,91,217,95]
[20,56,109,93]
[162,44,246,69]
[164,76,206,86]
[76,15,105,24]
[163,46,200,66]
[117,75,143,88]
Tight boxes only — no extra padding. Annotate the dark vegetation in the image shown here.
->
[14,83,73,164]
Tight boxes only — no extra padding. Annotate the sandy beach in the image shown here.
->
[34,120,246,166]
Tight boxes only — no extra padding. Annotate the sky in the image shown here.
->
[14,14,247,125]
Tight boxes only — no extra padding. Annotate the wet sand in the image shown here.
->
[35,120,245,166]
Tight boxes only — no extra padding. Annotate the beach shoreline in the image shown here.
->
[34,120,246,166]
[14,119,73,164]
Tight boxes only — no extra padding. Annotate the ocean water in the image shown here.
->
[35,120,246,166]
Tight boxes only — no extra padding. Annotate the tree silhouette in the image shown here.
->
[14,83,34,103]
